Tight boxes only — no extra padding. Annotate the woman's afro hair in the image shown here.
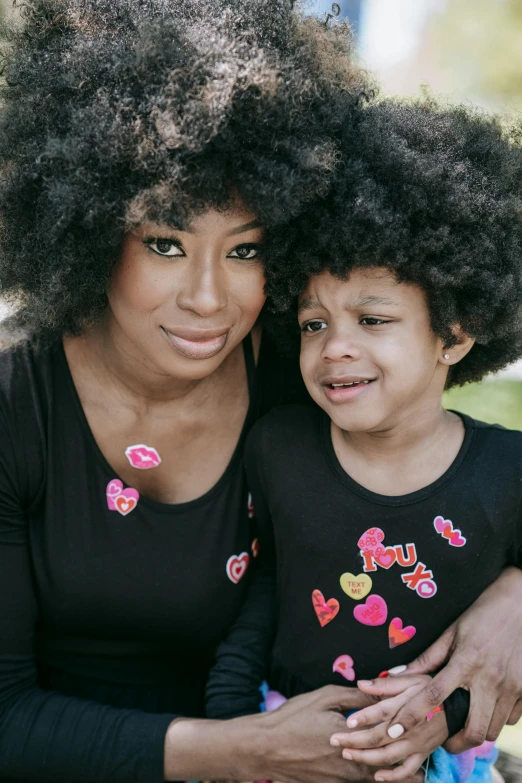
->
[0,0,369,335]
[263,97,522,387]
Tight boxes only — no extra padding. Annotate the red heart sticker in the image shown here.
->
[312,589,340,627]
[226,553,250,584]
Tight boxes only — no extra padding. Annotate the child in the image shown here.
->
[205,98,522,782]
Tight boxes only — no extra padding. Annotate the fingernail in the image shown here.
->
[388,724,405,739]
[347,719,358,728]
[375,777,385,781]
[378,670,389,678]
[342,750,353,760]
[357,679,373,687]
[388,665,407,675]
[331,738,341,747]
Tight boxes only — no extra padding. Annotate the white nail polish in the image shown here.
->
[388,724,405,739]
[388,665,407,675]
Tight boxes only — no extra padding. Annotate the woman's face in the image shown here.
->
[108,204,266,380]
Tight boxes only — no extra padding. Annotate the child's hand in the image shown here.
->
[329,675,448,781]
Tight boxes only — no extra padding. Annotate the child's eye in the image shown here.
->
[145,238,185,257]
[301,320,327,333]
[360,317,390,326]
[227,244,261,261]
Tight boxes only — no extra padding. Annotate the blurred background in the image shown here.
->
[306,0,522,769]
[0,0,521,769]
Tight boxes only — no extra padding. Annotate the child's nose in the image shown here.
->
[321,331,361,363]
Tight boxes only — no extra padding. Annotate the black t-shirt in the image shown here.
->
[206,404,522,731]
[0,334,306,783]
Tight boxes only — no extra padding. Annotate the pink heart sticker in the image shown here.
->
[389,617,417,648]
[106,479,123,511]
[125,444,162,470]
[353,594,388,626]
[333,654,356,682]
[357,527,385,556]
[433,515,466,547]
[114,488,140,516]
[375,547,397,569]
[226,552,250,584]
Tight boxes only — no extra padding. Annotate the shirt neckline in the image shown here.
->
[57,339,255,514]
[321,409,476,507]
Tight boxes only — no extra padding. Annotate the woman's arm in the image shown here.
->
[166,686,426,783]
[336,567,522,754]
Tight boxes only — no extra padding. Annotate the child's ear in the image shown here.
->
[440,326,475,367]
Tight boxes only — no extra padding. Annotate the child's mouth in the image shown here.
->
[322,378,376,402]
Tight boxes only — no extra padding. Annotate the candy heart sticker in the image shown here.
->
[375,547,397,569]
[357,527,385,557]
[388,617,417,648]
[106,479,123,511]
[312,589,340,627]
[106,480,139,515]
[125,444,161,470]
[353,594,388,626]
[114,488,139,516]
[333,654,356,682]
[226,552,250,584]
[433,516,466,547]
[340,572,372,600]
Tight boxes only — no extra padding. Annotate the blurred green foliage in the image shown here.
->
[433,0,522,109]
[444,379,522,431]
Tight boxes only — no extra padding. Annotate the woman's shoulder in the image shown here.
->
[0,333,58,405]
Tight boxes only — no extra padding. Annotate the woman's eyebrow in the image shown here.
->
[227,219,263,236]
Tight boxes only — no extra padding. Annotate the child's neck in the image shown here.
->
[331,403,466,497]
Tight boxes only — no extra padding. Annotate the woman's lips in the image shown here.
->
[161,327,229,360]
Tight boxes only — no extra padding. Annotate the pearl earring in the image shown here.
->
[443,353,450,360]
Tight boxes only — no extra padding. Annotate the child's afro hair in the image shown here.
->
[263,97,522,387]
[0,0,369,336]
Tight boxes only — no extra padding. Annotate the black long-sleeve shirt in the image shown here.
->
[206,404,522,735]
[0,335,306,783]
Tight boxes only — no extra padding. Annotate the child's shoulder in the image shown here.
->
[247,403,323,453]
[466,413,522,458]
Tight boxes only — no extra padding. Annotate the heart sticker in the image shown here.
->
[312,589,340,627]
[226,552,250,584]
[433,516,466,547]
[353,594,388,626]
[357,527,385,557]
[340,572,372,600]
[106,480,139,515]
[333,654,356,682]
[375,548,397,569]
[388,617,417,648]
[106,479,123,511]
[125,444,162,470]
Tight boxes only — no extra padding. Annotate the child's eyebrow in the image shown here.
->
[353,295,399,308]
[298,298,322,314]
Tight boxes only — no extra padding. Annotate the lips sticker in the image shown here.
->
[106,479,140,516]
[433,515,466,547]
[125,444,162,470]
[226,552,250,584]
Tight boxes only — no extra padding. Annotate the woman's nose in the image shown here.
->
[176,259,228,316]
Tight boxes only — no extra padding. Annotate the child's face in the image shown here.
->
[298,268,450,433]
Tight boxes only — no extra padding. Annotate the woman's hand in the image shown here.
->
[330,676,448,781]
[165,685,425,783]
[348,567,522,754]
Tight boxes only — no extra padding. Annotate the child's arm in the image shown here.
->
[205,426,277,719]
[330,675,448,782]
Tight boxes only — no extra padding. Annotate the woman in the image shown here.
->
[0,1,519,781]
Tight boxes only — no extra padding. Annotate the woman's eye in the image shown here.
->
[146,239,184,257]
[227,244,260,260]
[301,320,327,333]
